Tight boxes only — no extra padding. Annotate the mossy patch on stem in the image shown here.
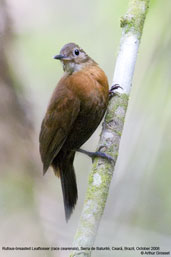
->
[106,93,129,123]
[120,0,149,37]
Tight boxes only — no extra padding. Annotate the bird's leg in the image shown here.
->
[75,148,114,163]
[109,84,123,99]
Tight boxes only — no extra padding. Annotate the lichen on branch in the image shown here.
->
[120,0,149,37]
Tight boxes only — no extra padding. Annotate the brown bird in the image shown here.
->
[39,43,116,221]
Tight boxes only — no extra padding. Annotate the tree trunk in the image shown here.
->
[70,0,150,256]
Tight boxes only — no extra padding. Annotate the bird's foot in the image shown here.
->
[109,84,122,99]
[75,148,114,163]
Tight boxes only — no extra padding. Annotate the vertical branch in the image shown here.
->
[70,0,150,256]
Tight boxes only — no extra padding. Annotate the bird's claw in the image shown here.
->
[109,84,123,99]
[76,148,114,163]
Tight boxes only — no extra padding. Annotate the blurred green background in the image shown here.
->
[0,0,171,256]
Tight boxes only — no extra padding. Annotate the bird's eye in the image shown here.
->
[74,49,80,56]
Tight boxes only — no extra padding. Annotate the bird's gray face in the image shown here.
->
[54,43,95,74]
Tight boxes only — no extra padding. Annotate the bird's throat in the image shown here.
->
[63,59,96,74]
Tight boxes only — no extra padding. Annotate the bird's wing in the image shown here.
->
[39,89,80,174]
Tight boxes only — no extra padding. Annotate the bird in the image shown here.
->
[39,42,116,221]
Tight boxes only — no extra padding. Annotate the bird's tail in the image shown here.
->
[52,151,77,221]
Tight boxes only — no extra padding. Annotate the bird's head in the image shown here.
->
[54,43,96,74]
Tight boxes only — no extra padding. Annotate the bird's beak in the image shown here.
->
[53,54,66,60]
